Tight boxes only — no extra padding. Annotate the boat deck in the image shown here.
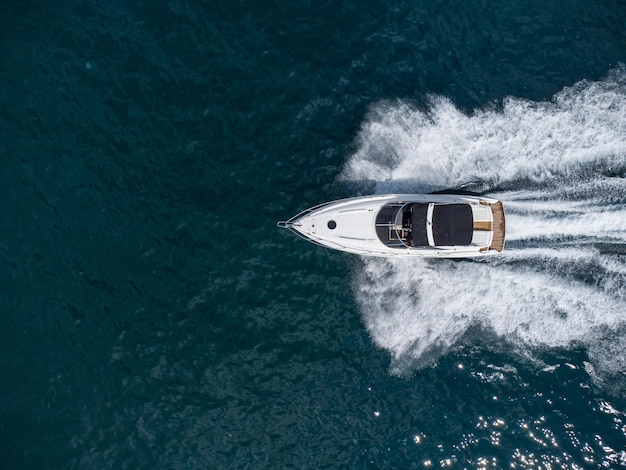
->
[489,202,506,252]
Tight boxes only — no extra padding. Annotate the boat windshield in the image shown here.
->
[375,202,474,248]
[375,203,430,248]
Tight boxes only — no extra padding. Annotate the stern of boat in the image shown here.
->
[489,201,506,252]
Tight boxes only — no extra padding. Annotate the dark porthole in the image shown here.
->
[327,220,337,230]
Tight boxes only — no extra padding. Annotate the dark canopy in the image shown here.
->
[379,202,474,248]
[432,204,473,246]
[410,203,429,247]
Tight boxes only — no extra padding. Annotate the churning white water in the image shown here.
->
[342,68,626,377]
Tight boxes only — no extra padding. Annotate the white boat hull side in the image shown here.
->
[279,194,505,258]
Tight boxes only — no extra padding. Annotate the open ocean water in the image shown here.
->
[1,1,626,468]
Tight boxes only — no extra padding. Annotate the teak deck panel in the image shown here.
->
[473,221,492,231]
[489,202,506,252]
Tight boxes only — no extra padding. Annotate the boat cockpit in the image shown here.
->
[375,202,474,248]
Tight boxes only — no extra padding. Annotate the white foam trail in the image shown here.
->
[497,182,626,241]
[341,68,626,189]
[356,258,626,373]
[497,177,626,204]
[506,206,626,242]
[343,68,626,379]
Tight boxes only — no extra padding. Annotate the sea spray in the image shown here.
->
[341,68,626,188]
[344,69,626,379]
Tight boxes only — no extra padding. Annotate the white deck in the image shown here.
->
[280,194,505,258]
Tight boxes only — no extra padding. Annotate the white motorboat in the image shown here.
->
[278,194,505,258]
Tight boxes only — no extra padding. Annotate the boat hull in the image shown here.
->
[278,194,505,258]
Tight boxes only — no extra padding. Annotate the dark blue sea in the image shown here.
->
[2,1,626,468]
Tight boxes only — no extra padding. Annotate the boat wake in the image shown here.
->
[342,68,626,382]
